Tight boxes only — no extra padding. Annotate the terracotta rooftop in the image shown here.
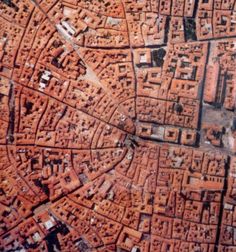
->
[0,0,236,251]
